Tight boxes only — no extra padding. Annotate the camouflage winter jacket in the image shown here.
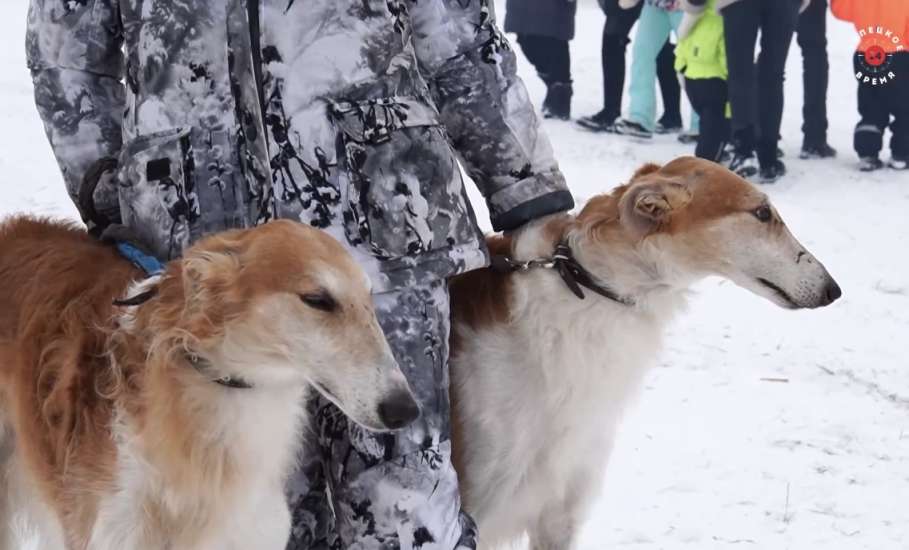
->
[26,0,572,292]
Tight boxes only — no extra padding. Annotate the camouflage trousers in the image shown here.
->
[286,279,478,550]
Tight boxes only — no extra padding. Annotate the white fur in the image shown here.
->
[452,222,691,550]
[454,191,840,550]
[87,384,306,550]
[0,414,66,550]
[2,253,413,549]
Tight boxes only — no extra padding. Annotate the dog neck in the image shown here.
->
[108,284,308,526]
[510,213,695,311]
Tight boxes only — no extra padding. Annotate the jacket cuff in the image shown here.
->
[488,171,574,231]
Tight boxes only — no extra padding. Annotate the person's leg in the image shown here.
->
[581,0,641,130]
[656,39,682,130]
[721,0,761,157]
[852,57,888,162]
[755,0,799,168]
[600,0,643,121]
[286,443,335,549]
[797,0,830,150]
[546,38,573,119]
[544,37,571,85]
[515,34,571,118]
[286,280,475,550]
[886,53,909,165]
[626,4,674,132]
[686,78,728,161]
[516,34,556,85]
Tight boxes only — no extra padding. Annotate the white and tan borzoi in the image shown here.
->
[449,157,841,550]
[0,218,419,550]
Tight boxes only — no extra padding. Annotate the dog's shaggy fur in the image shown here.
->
[450,157,841,550]
[0,218,417,549]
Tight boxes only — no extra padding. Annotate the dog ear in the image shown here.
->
[630,163,662,182]
[181,241,242,309]
[619,177,692,236]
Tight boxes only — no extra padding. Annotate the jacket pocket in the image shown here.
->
[117,127,249,260]
[332,97,479,262]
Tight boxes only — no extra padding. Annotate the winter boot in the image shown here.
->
[729,149,759,179]
[543,82,572,120]
[859,156,884,172]
[577,110,617,133]
[800,143,837,159]
[614,119,653,139]
[677,130,699,144]
[889,156,908,170]
[655,114,682,134]
[758,160,787,184]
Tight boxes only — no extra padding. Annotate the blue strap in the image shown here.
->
[116,242,165,276]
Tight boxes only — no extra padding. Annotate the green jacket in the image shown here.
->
[675,0,727,80]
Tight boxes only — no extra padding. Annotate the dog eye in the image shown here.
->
[299,292,337,312]
[753,205,772,223]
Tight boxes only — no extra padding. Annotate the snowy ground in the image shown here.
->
[1,1,907,549]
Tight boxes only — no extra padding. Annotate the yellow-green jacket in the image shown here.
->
[674,0,727,80]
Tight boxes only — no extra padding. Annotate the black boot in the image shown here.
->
[543,82,572,120]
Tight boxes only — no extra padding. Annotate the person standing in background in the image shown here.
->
[505,0,578,120]
[612,0,699,139]
[797,0,837,159]
[675,0,729,161]
[721,0,808,184]
[577,0,682,135]
[832,0,909,171]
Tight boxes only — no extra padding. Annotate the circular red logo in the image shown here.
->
[865,45,887,67]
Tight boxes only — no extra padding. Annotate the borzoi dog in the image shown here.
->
[449,157,841,549]
[0,218,418,549]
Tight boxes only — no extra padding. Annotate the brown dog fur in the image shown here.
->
[0,217,406,548]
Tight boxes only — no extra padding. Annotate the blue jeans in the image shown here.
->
[627,4,699,132]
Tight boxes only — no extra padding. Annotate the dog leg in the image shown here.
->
[527,502,580,550]
[528,464,606,550]
[0,454,66,550]
[0,415,12,550]
[210,487,290,550]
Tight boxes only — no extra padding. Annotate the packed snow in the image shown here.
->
[1,1,906,549]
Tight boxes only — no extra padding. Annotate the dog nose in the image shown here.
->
[377,391,420,430]
[822,280,842,305]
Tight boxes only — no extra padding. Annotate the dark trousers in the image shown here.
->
[685,77,730,161]
[797,0,829,147]
[657,40,682,127]
[515,34,571,85]
[599,0,641,121]
[854,53,909,160]
[598,0,679,125]
[722,0,799,166]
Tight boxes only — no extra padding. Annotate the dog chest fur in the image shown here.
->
[452,263,686,546]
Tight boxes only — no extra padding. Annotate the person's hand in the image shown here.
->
[79,157,121,235]
[618,0,641,10]
[92,168,121,224]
